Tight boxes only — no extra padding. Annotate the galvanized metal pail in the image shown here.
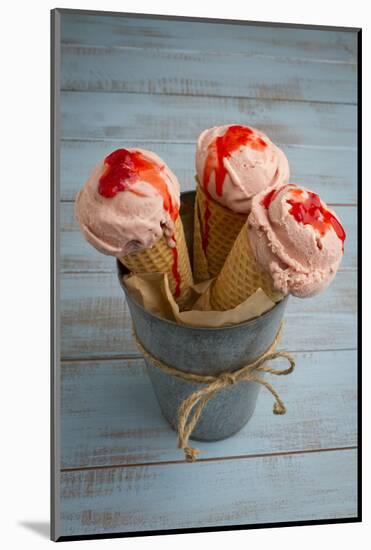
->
[117,192,288,441]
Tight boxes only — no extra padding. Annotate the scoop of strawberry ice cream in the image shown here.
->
[247,184,346,297]
[196,124,289,214]
[75,148,180,257]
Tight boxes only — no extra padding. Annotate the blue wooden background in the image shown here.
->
[57,12,358,538]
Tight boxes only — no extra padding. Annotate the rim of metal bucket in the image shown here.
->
[117,189,288,332]
[117,259,288,333]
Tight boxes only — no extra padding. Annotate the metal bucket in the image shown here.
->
[117,191,288,441]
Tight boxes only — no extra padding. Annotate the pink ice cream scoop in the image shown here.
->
[247,184,346,297]
[195,124,290,213]
[75,148,180,257]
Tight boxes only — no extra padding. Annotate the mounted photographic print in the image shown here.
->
[51,8,361,541]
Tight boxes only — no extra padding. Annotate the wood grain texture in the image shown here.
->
[61,350,356,468]
[60,270,356,360]
[61,202,356,273]
[57,14,358,538]
[59,449,357,536]
[60,140,357,204]
[61,91,356,148]
[60,14,357,63]
[61,45,356,104]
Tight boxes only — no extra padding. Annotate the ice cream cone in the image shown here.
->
[193,183,246,282]
[76,147,195,309]
[120,215,193,310]
[211,181,346,310]
[210,223,283,311]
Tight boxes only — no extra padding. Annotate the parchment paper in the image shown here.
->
[123,272,275,328]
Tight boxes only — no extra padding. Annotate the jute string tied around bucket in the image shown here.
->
[133,321,295,462]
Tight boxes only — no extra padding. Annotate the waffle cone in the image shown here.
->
[120,216,193,310]
[210,224,283,311]
[193,183,246,282]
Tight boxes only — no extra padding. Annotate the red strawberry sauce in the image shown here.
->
[201,125,267,253]
[99,148,178,221]
[99,149,181,294]
[261,186,346,251]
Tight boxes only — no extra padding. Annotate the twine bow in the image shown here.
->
[133,321,295,462]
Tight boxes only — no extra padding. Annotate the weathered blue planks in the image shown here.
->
[61,350,357,468]
[60,45,356,104]
[59,449,357,536]
[60,140,357,203]
[60,270,356,360]
[61,202,356,272]
[61,91,356,148]
[60,14,357,63]
[57,13,358,539]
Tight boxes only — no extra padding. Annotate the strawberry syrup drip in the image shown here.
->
[262,186,346,252]
[203,125,267,197]
[261,183,297,210]
[202,125,267,252]
[170,236,181,298]
[99,148,178,221]
[202,199,211,253]
[287,191,346,251]
[99,149,182,294]
[261,188,277,209]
